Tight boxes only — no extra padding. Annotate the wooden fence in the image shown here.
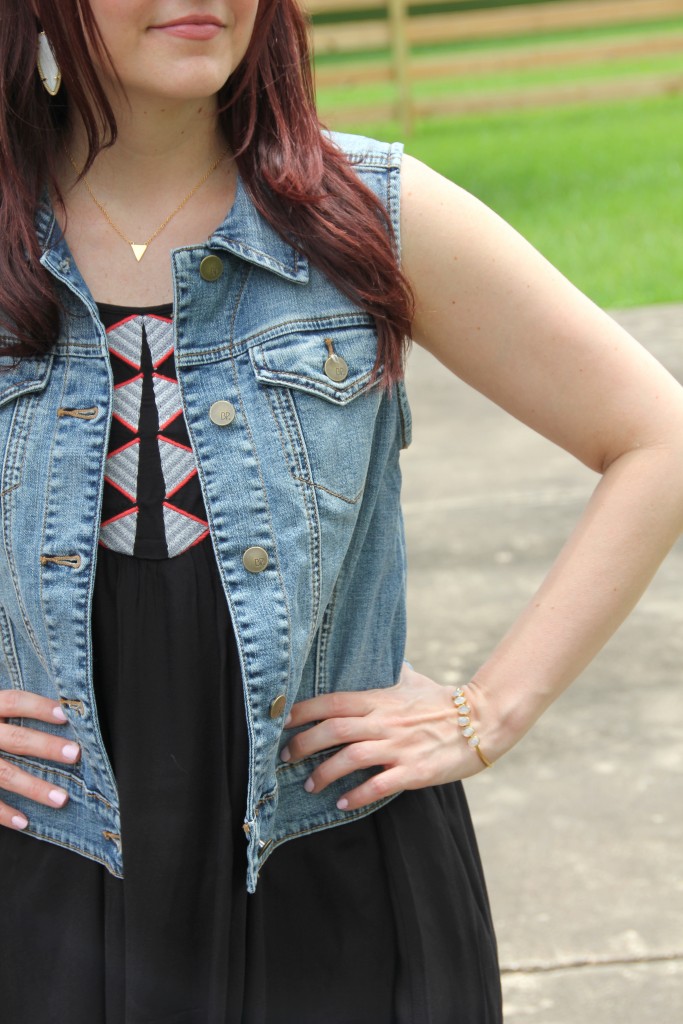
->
[308,0,683,129]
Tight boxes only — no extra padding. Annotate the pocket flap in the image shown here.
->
[0,352,54,407]
[250,323,382,406]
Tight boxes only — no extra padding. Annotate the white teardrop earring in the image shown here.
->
[37,31,62,96]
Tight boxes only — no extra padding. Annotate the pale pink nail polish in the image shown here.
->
[52,706,68,722]
[61,743,80,761]
[284,714,292,727]
[280,746,291,763]
[12,814,28,830]
[337,798,349,810]
[48,790,68,808]
[304,778,315,793]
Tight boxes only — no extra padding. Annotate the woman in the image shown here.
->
[1,2,682,1022]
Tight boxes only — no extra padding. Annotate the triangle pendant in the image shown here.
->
[131,243,148,262]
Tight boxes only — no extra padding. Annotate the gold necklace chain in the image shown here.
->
[66,149,228,262]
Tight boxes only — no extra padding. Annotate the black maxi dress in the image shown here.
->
[0,303,502,1024]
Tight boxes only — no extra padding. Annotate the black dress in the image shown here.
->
[0,304,502,1024]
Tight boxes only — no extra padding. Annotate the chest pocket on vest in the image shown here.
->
[250,323,383,504]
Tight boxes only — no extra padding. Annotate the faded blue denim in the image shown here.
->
[0,133,411,891]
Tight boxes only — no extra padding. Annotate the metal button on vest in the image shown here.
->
[324,353,349,383]
[209,400,236,426]
[269,694,287,720]
[243,546,269,574]
[199,254,223,282]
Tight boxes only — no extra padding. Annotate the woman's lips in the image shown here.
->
[151,22,223,41]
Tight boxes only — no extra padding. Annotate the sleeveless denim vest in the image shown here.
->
[0,132,411,891]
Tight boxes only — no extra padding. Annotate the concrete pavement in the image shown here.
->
[401,304,683,1023]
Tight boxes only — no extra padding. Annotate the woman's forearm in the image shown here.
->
[471,444,683,753]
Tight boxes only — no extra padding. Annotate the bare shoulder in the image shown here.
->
[400,152,484,235]
[398,152,583,353]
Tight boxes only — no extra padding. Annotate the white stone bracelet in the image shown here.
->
[452,687,494,769]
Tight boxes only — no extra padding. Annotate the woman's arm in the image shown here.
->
[282,155,683,806]
[401,153,683,744]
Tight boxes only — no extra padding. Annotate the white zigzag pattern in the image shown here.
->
[100,509,138,555]
[112,377,144,432]
[105,442,140,501]
[163,505,208,558]
[153,375,181,429]
[144,317,174,368]
[158,438,196,497]
[107,317,143,368]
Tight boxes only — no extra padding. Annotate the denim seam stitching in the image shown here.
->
[268,388,322,629]
[264,385,364,505]
[2,397,47,665]
[175,314,376,364]
[0,604,24,716]
[254,364,376,400]
[315,586,339,696]
[228,265,252,353]
[263,793,398,850]
[38,355,72,682]
[82,352,119,798]
[1,755,112,807]
[175,325,259,828]
[213,238,299,276]
[227,351,294,682]
[201,300,293,827]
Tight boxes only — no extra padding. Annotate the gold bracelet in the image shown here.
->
[452,687,494,769]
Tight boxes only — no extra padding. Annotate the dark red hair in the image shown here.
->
[0,0,413,382]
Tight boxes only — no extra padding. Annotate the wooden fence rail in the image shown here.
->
[308,0,683,129]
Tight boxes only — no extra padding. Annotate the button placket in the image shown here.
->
[181,307,287,833]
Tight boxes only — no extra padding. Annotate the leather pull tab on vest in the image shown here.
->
[59,697,86,717]
[40,554,82,569]
[57,407,99,420]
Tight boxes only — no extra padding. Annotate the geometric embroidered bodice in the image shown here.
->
[98,303,210,559]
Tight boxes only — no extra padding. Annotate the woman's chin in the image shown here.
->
[113,68,233,109]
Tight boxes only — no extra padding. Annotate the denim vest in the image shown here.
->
[0,132,411,891]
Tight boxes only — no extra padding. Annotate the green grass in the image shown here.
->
[344,95,683,309]
[315,18,683,308]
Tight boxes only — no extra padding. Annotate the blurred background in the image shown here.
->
[310,0,683,308]
[307,3,683,1020]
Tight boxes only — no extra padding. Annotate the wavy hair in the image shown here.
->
[0,0,413,381]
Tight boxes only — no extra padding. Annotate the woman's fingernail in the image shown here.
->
[48,789,68,808]
[52,706,68,722]
[12,814,28,830]
[284,714,292,727]
[61,743,80,761]
[337,798,349,811]
[304,777,315,793]
[280,746,291,763]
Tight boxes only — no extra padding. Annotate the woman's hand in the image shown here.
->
[0,690,81,831]
[280,664,506,812]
